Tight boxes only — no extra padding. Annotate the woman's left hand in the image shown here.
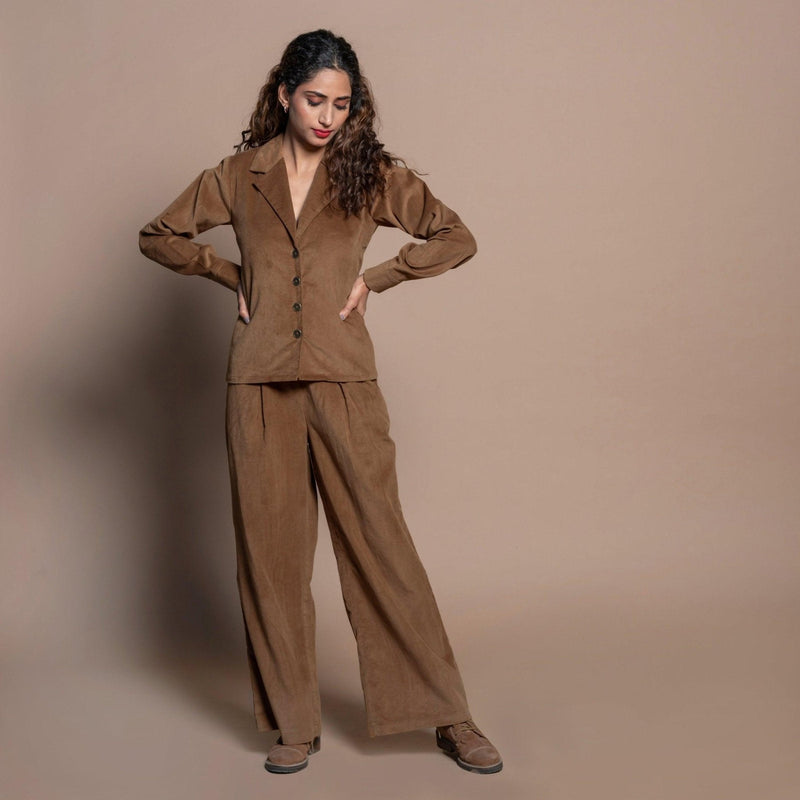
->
[339,274,370,320]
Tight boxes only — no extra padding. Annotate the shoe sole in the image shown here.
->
[435,730,503,774]
[264,734,321,774]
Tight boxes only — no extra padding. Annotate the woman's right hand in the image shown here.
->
[237,282,250,324]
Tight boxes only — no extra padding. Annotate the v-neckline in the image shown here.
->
[281,155,324,230]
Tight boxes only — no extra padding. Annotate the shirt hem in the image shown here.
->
[226,372,379,384]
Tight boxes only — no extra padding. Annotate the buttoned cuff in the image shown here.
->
[361,260,404,294]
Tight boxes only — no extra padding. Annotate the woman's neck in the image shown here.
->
[281,131,325,177]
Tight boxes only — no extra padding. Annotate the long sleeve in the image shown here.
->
[138,156,241,292]
[361,167,478,294]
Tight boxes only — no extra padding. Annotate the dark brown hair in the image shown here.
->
[235,29,409,216]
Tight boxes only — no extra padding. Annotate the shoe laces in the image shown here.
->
[448,719,482,742]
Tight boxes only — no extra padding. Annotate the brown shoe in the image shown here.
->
[264,734,321,774]
[436,719,503,774]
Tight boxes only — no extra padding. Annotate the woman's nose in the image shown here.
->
[318,104,333,127]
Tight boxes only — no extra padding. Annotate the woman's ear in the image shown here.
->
[278,83,289,108]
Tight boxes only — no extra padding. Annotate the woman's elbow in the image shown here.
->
[465,228,478,259]
[457,225,478,263]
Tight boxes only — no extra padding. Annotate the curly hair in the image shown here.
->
[235,29,411,217]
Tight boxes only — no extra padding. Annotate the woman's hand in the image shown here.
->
[339,274,370,320]
[237,282,250,324]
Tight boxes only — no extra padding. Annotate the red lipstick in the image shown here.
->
[312,129,332,139]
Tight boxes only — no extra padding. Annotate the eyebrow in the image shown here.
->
[304,90,351,101]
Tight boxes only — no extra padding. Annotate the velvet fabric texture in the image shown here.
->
[226,379,472,741]
[138,133,477,383]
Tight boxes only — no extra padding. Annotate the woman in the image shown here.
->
[138,29,502,776]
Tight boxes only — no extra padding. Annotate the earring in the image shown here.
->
[282,104,288,113]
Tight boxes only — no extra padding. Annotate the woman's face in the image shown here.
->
[281,68,352,149]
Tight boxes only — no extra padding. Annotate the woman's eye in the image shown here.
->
[306,100,349,111]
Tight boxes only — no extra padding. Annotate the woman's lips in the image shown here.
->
[312,129,332,139]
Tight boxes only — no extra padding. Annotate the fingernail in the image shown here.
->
[339,312,346,320]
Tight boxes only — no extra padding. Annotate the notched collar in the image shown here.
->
[249,133,334,241]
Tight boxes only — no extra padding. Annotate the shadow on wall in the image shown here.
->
[119,281,242,664]
[38,277,258,738]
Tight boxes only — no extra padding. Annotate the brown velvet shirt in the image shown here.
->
[138,133,477,383]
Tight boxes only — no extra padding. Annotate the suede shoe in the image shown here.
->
[436,719,503,774]
[264,734,321,774]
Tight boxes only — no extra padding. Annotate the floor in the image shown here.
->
[2,600,797,800]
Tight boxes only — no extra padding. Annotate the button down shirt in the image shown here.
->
[138,134,477,383]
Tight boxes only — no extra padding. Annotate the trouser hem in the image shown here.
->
[255,714,275,733]
[255,720,322,743]
[366,709,472,738]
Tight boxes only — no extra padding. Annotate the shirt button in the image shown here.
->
[292,276,300,286]
[292,248,299,258]
[293,302,302,311]
[293,329,302,338]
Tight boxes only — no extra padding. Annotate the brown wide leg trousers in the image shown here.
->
[225,379,472,742]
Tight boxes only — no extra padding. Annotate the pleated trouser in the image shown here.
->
[224,378,472,742]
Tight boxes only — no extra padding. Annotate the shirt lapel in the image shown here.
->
[249,133,334,242]
[249,136,296,241]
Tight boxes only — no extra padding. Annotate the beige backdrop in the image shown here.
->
[2,1,798,798]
